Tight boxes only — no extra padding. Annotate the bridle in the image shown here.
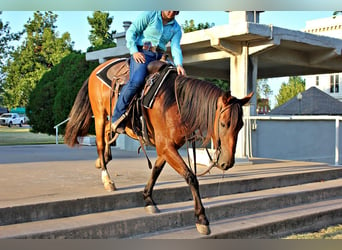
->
[196,104,232,177]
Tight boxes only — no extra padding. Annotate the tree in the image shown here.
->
[87,11,116,52]
[1,11,73,109]
[182,19,214,33]
[0,11,22,106]
[27,52,98,135]
[275,76,305,107]
[333,11,342,18]
[257,79,273,100]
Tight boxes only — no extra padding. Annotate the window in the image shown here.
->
[315,76,319,86]
[330,74,340,93]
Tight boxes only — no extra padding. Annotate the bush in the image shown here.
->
[27,52,98,135]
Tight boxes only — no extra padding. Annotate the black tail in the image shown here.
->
[64,79,93,147]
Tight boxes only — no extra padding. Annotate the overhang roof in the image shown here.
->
[86,22,342,80]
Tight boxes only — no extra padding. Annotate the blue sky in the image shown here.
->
[0,11,336,106]
[1,11,334,52]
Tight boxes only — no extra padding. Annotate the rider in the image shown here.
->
[112,11,186,134]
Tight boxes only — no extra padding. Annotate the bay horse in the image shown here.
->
[64,58,253,235]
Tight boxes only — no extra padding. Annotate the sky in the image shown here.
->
[0,11,336,106]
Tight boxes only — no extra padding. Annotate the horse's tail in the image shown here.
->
[64,79,93,147]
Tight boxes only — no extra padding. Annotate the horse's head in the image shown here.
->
[212,91,253,170]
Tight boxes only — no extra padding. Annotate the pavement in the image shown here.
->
[0,144,337,208]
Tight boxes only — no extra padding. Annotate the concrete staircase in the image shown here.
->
[1,161,342,239]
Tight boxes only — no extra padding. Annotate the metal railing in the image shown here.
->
[53,118,70,144]
[53,115,97,145]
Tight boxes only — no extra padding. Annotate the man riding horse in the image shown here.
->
[64,11,253,235]
[112,11,186,134]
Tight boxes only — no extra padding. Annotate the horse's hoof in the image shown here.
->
[145,205,160,214]
[196,223,211,235]
[104,182,116,192]
[95,158,101,169]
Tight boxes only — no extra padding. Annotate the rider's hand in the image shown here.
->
[177,65,186,76]
[133,52,146,64]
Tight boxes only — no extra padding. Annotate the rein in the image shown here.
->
[196,105,230,177]
[174,79,231,176]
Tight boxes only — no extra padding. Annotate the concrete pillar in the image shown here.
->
[228,11,260,159]
[229,11,262,24]
[230,43,258,159]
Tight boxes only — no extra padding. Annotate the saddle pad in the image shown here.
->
[142,65,176,109]
[96,58,128,87]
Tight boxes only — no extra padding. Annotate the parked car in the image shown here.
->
[0,113,25,127]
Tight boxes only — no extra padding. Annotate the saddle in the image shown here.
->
[96,58,175,146]
[132,62,176,146]
[96,58,130,87]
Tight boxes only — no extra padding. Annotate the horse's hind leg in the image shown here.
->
[162,146,210,235]
[104,120,113,163]
[143,156,166,214]
[94,116,116,191]
[95,121,113,168]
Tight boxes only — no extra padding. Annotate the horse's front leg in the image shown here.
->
[143,156,166,214]
[162,147,210,235]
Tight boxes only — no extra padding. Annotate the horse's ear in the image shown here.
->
[222,91,232,105]
[240,92,254,106]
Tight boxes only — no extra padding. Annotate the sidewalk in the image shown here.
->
[0,144,335,208]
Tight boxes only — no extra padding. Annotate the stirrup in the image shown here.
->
[111,113,128,134]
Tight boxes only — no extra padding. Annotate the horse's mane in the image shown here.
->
[159,73,224,145]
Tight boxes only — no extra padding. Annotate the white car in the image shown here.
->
[0,113,25,127]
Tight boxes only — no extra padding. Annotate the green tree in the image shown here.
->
[87,11,116,52]
[333,11,342,18]
[257,79,273,100]
[27,52,98,135]
[275,76,305,107]
[0,11,22,105]
[182,19,214,33]
[2,11,73,109]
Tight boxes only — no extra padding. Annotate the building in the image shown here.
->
[257,98,270,114]
[303,15,342,101]
[85,12,342,162]
[269,86,342,115]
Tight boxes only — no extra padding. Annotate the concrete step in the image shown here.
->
[1,166,342,226]
[1,178,342,239]
[142,198,342,239]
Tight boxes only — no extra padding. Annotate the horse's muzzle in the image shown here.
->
[218,159,235,171]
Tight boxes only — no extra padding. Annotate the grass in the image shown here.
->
[284,224,342,239]
[0,126,64,145]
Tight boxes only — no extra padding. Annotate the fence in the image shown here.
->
[246,115,342,166]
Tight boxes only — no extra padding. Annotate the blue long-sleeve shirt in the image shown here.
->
[126,11,183,66]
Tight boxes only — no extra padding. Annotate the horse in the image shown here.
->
[64,58,253,235]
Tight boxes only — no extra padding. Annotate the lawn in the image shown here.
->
[0,126,64,145]
[284,224,342,239]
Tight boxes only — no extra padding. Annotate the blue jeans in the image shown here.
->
[113,49,162,123]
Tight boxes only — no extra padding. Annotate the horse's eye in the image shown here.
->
[220,122,225,128]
